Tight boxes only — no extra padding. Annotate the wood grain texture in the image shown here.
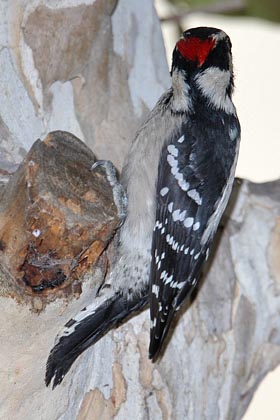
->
[0,130,120,307]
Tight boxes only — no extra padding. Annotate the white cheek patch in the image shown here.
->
[171,69,193,113]
[195,67,235,114]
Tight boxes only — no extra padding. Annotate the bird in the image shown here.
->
[45,26,240,388]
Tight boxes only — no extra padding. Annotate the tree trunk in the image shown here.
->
[0,1,279,419]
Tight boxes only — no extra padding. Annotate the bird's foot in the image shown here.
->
[91,160,127,221]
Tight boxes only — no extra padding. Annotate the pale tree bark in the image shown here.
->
[0,1,279,420]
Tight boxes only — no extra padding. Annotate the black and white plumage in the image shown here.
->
[149,111,239,357]
[149,27,240,357]
[46,27,240,387]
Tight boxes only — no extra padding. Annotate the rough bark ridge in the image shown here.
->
[0,1,279,419]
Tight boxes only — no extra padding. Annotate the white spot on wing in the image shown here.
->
[187,189,202,205]
[167,144,179,157]
[160,270,167,281]
[160,187,169,197]
[175,172,184,182]
[152,284,159,298]
[168,202,174,213]
[164,274,173,285]
[172,240,178,251]
[178,135,184,143]
[150,318,157,329]
[171,166,179,176]
[167,154,177,167]
[166,234,174,246]
[184,217,194,228]
[229,126,239,141]
[172,209,186,222]
[179,179,189,191]
[166,146,191,192]
[193,221,200,231]
[154,220,163,231]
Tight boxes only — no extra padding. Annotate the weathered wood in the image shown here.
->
[0,131,120,308]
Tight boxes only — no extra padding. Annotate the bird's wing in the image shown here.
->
[149,120,231,358]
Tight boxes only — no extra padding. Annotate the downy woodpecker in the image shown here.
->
[46,26,240,388]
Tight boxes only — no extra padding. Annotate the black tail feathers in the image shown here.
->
[148,305,176,360]
[46,291,148,388]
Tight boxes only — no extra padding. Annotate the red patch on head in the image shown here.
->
[176,37,215,67]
